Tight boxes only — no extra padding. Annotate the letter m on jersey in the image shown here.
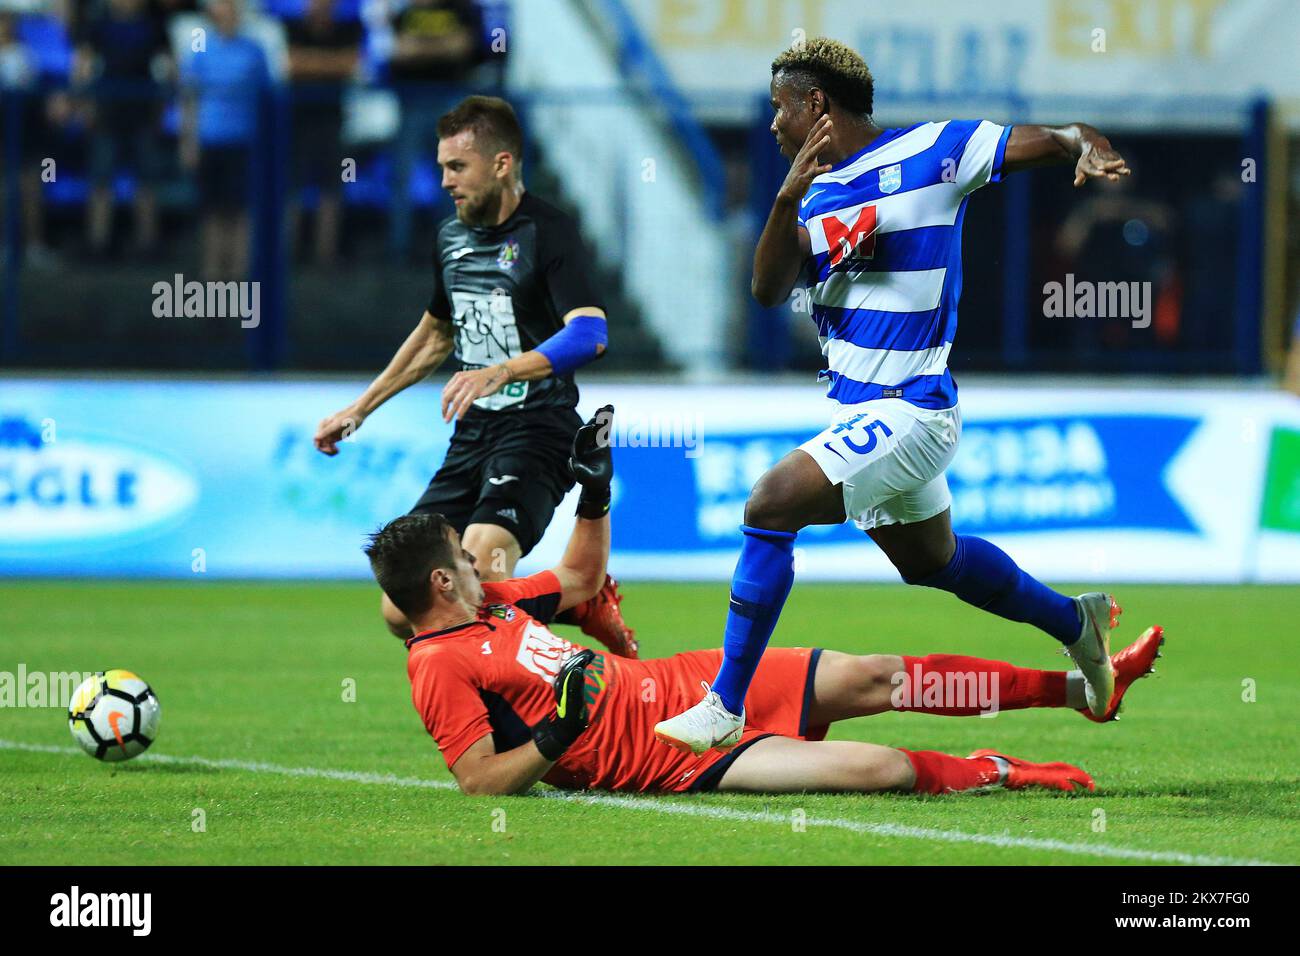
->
[822,204,878,268]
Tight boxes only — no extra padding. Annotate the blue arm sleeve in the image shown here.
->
[535,314,607,377]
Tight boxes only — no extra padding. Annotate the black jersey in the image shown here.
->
[427,192,604,414]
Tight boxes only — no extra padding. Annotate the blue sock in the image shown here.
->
[711,525,797,715]
[907,534,1081,645]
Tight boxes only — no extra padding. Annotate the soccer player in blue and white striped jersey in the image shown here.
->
[656,38,1133,755]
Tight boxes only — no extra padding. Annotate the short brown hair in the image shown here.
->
[772,37,874,117]
[364,513,456,619]
[437,95,524,163]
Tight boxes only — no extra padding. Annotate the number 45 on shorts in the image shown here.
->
[829,413,894,456]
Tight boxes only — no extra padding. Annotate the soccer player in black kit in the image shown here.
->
[314,96,636,657]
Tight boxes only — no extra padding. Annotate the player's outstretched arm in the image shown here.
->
[450,734,550,796]
[440,306,608,422]
[550,405,615,613]
[1001,123,1131,186]
[314,310,454,455]
[450,650,596,795]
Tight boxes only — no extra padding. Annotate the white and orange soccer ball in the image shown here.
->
[67,670,161,762]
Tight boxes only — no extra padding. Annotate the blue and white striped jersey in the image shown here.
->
[797,119,1012,409]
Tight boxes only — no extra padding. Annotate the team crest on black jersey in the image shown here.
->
[496,238,520,270]
[487,604,517,621]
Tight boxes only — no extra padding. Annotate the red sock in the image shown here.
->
[902,749,1001,794]
[892,654,1066,715]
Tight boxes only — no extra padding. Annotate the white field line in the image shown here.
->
[1,739,1278,866]
[1,739,458,791]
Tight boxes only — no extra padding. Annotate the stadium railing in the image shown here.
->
[0,78,1285,380]
[743,91,1280,377]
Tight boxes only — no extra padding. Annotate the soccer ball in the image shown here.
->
[67,670,161,762]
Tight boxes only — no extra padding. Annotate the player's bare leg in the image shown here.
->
[134,187,159,253]
[745,449,848,532]
[87,185,114,255]
[381,592,415,639]
[655,450,841,753]
[804,632,1161,726]
[810,649,1087,721]
[314,192,341,268]
[380,522,522,638]
[718,737,914,793]
[803,650,906,722]
[715,736,1093,794]
[871,507,1119,717]
[865,509,955,579]
[461,522,522,582]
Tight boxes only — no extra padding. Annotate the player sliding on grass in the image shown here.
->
[364,407,1164,797]
[656,38,1134,755]
[312,95,634,658]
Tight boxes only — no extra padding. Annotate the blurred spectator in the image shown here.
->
[0,10,35,89]
[3,0,80,267]
[0,11,35,184]
[75,0,171,258]
[285,0,360,268]
[1,10,37,258]
[1182,171,1241,359]
[180,0,271,280]
[385,0,482,259]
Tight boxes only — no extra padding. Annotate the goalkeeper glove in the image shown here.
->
[531,648,596,761]
[569,404,614,520]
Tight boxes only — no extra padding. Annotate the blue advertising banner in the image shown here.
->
[0,380,452,577]
[609,415,1201,556]
[946,416,1199,535]
[1,378,1296,582]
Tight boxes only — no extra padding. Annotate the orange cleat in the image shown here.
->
[1078,625,1164,724]
[968,749,1096,793]
[567,574,638,659]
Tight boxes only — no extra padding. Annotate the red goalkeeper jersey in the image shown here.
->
[405,571,825,793]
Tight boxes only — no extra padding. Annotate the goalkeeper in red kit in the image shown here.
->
[366,407,1164,796]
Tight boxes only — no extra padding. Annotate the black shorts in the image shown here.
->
[409,406,582,556]
[291,105,345,191]
[90,97,162,186]
[198,145,252,212]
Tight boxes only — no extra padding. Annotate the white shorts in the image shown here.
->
[799,399,961,531]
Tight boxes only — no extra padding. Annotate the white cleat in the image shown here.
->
[1066,592,1121,718]
[654,682,745,755]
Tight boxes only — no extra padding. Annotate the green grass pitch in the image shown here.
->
[2,580,1297,865]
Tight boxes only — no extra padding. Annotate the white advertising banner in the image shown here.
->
[524,383,1300,584]
[622,0,1300,126]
